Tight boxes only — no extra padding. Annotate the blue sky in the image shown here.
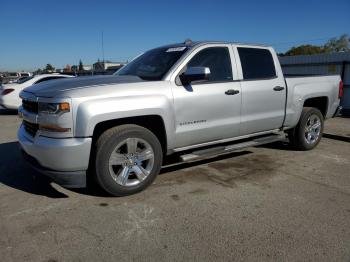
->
[1,0,349,71]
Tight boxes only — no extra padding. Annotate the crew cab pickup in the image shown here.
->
[18,41,343,196]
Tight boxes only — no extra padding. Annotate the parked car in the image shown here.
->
[0,74,74,109]
[14,76,30,83]
[19,72,32,77]
[7,73,33,83]
[18,41,342,196]
[4,72,21,84]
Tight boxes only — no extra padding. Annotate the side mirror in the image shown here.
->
[180,67,210,85]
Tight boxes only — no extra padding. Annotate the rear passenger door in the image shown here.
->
[236,46,286,135]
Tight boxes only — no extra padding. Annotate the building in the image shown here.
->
[279,52,350,115]
[93,61,126,74]
[82,65,92,71]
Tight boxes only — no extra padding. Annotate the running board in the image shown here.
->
[180,133,286,163]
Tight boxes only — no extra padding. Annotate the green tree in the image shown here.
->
[78,59,84,71]
[284,45,325,56]
[71,65,78,72]
[281,34,350,56]
[45,64,55,72]
[35,68,43,74]
[323,34,350,52]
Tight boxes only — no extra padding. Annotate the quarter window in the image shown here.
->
[238,47,276,80]
[187,47,233,82]
[34,76,64,84]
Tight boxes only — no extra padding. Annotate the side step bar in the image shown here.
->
[180,133,286,163]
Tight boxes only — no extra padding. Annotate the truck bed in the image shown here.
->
[285,74,340,85]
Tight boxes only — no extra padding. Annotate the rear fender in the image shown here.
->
[284,82,331,128]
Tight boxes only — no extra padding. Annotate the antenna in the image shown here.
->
[101,31,105,62]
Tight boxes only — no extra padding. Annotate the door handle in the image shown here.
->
[225,89,240,95]
[273,86,285,91]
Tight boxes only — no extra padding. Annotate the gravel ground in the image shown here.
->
[0,111,349,262]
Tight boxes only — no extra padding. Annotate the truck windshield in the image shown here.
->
[116,46,188,81]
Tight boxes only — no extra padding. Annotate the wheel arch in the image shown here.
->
[303,96,328,118]
[92,115,168,155]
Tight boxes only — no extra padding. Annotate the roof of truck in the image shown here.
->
[158,40,272,49]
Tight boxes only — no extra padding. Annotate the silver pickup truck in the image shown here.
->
[18,41,343,196]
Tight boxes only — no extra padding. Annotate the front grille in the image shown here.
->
[22,99,38,113]
[23,120,39,137]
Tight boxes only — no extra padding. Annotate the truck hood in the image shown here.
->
[23,75,144,97]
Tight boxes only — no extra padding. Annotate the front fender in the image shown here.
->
[74,95,176,149]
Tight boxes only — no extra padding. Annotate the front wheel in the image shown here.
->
[288,107,324,150]
[94,124,163,196]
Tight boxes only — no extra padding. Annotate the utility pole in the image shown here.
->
[101,31,105,63]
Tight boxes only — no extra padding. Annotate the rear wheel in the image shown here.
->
[288,107,324,150]
[95,124,163,196]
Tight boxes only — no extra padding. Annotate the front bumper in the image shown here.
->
[18,124,92,188]
[21,149,87,188]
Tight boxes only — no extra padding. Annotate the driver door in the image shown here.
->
[171,45,242,149]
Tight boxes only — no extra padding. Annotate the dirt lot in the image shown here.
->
[0,110,349,262]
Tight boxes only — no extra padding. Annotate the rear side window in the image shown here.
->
[187,47,233,82]
[34,76,64,84]
[238,47,276,80]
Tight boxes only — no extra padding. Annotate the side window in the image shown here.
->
[187,47,233,82]
[34,76,63,84]
[237,47,276,80]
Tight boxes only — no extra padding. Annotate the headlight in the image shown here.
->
[38,102,70,114]
[37,101,72,135]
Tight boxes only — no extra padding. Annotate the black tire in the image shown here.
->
[94,124,163,196]
[288,107,324,150]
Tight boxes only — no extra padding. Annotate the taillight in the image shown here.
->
[339,80,343,98]
[1,89,14,96]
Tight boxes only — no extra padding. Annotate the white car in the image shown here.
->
[19,72,32,77]
[0,74,74,109]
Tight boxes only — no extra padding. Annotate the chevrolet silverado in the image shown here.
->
[18,41,343,196]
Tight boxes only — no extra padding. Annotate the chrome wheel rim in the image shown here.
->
[304,114,321,144]
[108,138,154,187]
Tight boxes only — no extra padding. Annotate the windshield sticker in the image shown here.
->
[166,47,187,52]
